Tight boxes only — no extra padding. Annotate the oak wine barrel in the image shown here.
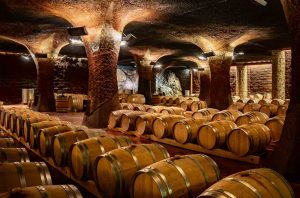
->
[23,114,53,141]
[228,102,245,111]
[0,138,15,148]
[55,95,73,113]
[198,120,237,149]
[38,124,74,156]
[126,94,146,104]
[121,103,135,110]
[9,109,33,133]
[198,168,294,198]
[9,185,83,198]
[146,106,166,113]
[235,111,269,126]
[133,105,151,112]
[258,99,271,106]
[135,113,162,135]
[107,110,133,129]
[212,110,242,122]
[265,116,285,142]
[132,154,220,198]
[152,115,186,139]
[242,103,261,113]
[277,105,288,117]
[16,112,39,137]
[160,107,185,115]
[190,101,208,112]
[94,144,170,197]
[0,162,52,193]
[271,99,285,106]
[259,104,278,117]
[192,108,219,121]
[173,118,206,144]
[119,111,148,132]
[0,148,30,163]
[70,136,133,180]
[227,123,271,156]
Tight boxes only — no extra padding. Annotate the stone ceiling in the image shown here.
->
[0,0,290,64]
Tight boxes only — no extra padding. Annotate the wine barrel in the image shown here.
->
[173,118,207,143]
[228,102,245,111]
[0,131,10,138]
[160,107,185,115]
[0,148,30,163]
[146,106,166,113]
[160,96,170,104]
[94,144,170,197]
[152,115,186,139]
[23,114,52,141]
[190,101,208,112]
[235,112,269,126]
[55,96,73,113]
[277,105,288,116]
[198,168,294,198]
[133,105,151,112]
[126,94,146,104]
[258,99,271,106]
[9,185,83,198]
[247,98,259,104]
[119,111,148,132]
[198,120,237,149]
[237,98,250,103]
[135,113,162,135]
[52,129,104,166]
[121,103,135,110]
[29,120,67,148]
[4,108,27,130]
[271,99,285,106]
[166,97,175,105]
[212,110,242,122]
[107,110,133,129]
[16,112,39,137]
[38,125,74,156]
[9,110,32,133]
[0,162,52,193]
[71,94,88,112]
[265,116,285,142]
[192,108,220,121]
[177,100,192,111]
[242,103,261,113]
[132,154,220,198]
[70,136,133,180]
[227,123,271,156]
[259,104,278,117]
[0,138,15,148]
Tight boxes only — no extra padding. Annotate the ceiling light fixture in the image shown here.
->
[251,0,267,6]
[67,26,88,36]
[120,40,127,46]
[120,33,137,47]
[69,38,84,45]
[21,54,30,60]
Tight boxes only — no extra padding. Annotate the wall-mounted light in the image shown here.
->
[154,63,162,68]
[198,51,215,61]
[198,54,208,61]
[21,54,30,60]
[237,51,245,55]
[67,26,88,36]
[120,40,127,46]
[120,33,136,47]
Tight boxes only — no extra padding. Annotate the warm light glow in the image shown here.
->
[120,40,127,46]
[237,51,245,55]
[70,38,84,45]
[198,55,207,61]
[154,63,162,68]
[22,55,30,60]
[193,68,198,72]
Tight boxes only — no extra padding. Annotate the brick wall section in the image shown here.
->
[285,50,292,98]
[248,64,272,95]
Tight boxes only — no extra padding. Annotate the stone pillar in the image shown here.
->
[199,68,211,104]
[136,56,153,104]
[272,50,286,100]
[82,23,121,128]
[209,52,233,110]
[236,65,248,99]
[35,57,56,112]
[266,0,300,182]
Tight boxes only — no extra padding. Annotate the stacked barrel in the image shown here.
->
[54,93,89,112]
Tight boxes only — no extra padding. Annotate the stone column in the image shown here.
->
[272,50,286,100]
[35,57,56,112]
[266,0,300,182]
[209,52,233,110]
[82,23,121,128]
[199,68,211,104]
[236,65,248,99]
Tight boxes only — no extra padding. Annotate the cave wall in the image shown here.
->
[117,66,139,93]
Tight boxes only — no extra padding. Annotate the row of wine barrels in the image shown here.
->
[236,98,259,104]
[0,148,30,163]
[0,162,52,193]
[15,111,39,136]
[235,111,269,126]
[8,109,33,132]
[152,115,186,138]
[258,99,272,105]
[38,124,74,156]
[29,120,71,148]
[119,111,148,132]
[108,110,133,129]
[160,106,185,115]
[133,104,152,111]
[135,113,163,135]
[119,94,146,104]
[55,95,73,113]
[70,136,133,180]
[198,120,237,150]
[184,108,219,121]
[173,118,207,144]
[131,154,220,198]
[52,129,105,167]
[3,108,30,130]
[0,138,16,148]
[227,123,271,156]
[9,185,83,198]
[146,106,166,113]
[94,144,170,197]
[198,168,294,198]
[212,110,242,122]
[228,102,245,111]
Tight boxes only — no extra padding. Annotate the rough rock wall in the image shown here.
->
[156,70,183,96]
[117,67,138,93]
[285,50,292,99]
[170,68,191,94]
[230,66,237,96]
